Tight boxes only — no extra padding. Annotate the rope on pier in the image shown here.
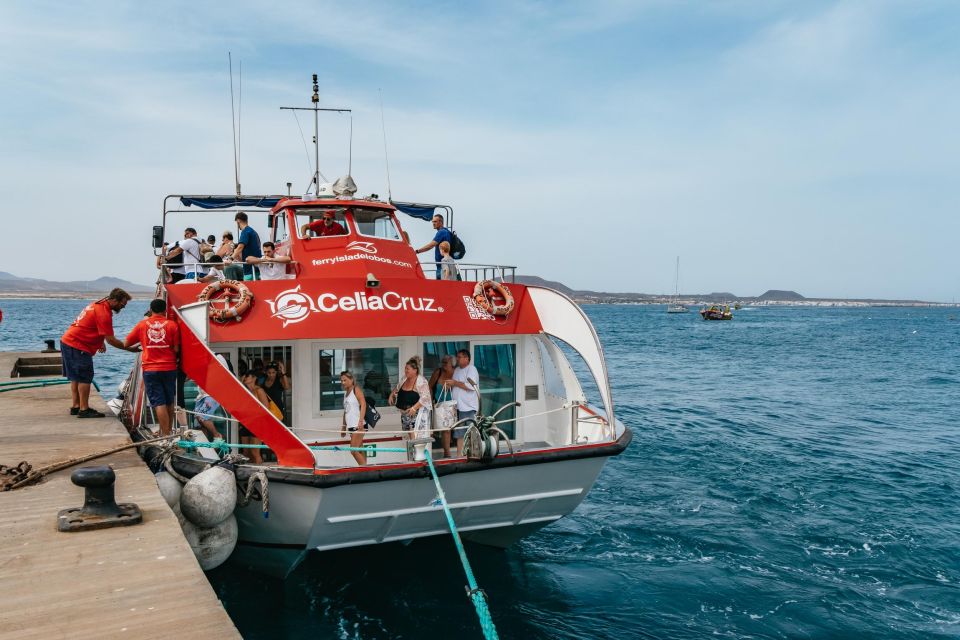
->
[424,450,500,640]
[0,433,178,491]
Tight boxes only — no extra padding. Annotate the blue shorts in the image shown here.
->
[61,343,95,384]
[143,370,177,407]
[453,410,477,439]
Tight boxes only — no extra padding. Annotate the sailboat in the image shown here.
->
[666,256,689,313]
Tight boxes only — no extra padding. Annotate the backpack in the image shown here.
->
[166,242,183,265]
[449,231,466,260]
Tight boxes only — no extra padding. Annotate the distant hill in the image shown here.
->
[757,289,806,301]
[0,272,153,296]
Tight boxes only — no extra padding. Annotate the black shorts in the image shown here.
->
[61,343,94,384]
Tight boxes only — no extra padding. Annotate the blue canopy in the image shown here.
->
[390,201,441,221]
[180,196,282,210]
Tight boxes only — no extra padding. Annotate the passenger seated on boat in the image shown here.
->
[300,210,346,237]
[197,256,226,283]
[193,390,224,440]
[246,242,292,280]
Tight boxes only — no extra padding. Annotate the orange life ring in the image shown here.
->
[473,280,515,317]
[197,280,254,323]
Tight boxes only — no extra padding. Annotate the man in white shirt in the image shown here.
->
[176,228,207,279]
[445,348,479,455]
[246,242,292,280]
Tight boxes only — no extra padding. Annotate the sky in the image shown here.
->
[0,0,957,301]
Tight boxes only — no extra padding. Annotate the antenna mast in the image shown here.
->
[280,74,351,195]
[229,52,241,197]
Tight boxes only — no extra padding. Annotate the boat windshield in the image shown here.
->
[353,208,401,241]
[295,208,351,238]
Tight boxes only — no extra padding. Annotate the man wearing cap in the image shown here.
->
[124,299,180,436]
[61,288,138,418]
[300,209,347,237]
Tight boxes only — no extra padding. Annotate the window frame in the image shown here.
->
[352,207,404,243]
[294,208,352,240]
[310,339,403,418]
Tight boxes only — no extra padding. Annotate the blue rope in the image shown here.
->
[0,379,71,393]
[176,440,407,454]
[424,450,499,639]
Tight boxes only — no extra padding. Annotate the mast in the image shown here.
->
[280,74,351,195]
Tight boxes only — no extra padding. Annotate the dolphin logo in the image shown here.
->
[265,285,319,327]
[346,240,378,255]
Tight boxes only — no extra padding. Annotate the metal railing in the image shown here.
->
[420,262,516,283]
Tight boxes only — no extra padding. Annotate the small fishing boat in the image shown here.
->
[666,256,689,314]
[119,79,632,577]
[700,304,733,321]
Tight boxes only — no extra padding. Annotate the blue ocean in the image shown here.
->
[2,300,958,639]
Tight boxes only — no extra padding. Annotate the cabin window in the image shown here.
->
[295,208,351,238]
[473,343,518,437]
[273,212,290,243]
[236,346,293,427]
[423,341,469,393]
[353,208,401,241]
[317,347,399,412]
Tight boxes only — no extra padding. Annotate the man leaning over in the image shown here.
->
[60,288,139,418]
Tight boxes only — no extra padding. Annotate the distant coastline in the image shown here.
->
[0,272,953,307]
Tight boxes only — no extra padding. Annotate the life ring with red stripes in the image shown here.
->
[197,280,253,323]
[473,279,514,317]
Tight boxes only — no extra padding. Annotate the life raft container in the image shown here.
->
[473,279,515,317]
[197,280,253,323]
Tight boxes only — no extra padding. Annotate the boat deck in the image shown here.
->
[0,352,239,640]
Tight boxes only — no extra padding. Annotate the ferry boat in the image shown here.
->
[119,192,630,576]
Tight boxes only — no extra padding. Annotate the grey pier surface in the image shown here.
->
[0,352,240,639]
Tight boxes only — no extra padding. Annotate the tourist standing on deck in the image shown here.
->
[124,299,179,436]
[445,349,479,455]
[261,361,290,422]
[60,288,138,418]
[232,212,261,281]
[389,356,432,438]
[414,214,453,279]
[340,371,368,466]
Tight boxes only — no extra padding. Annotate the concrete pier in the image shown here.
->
[0,352,240,639]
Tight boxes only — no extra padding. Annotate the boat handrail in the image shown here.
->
[420,262,516,283]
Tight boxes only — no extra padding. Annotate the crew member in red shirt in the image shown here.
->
[125,298,180,436]
[300,210,347,237]
[60,288,138,418]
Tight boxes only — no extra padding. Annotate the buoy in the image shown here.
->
[180,465,237,528]
[181,514,238,571]
[155,471,183,508]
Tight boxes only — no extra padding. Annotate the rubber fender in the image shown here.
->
[155,471,183,509]
[180,465,237,527]
[181,514,238,571]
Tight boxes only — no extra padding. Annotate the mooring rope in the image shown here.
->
[424,449,499,639]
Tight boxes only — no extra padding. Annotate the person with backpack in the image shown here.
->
[415,214,453,279]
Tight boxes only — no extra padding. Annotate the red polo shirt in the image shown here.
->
[307,219,347,236]
[126,315,179,372]
[61,300,114,355]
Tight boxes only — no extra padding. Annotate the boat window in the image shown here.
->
[236,346,294,427]
[353,208,401,241]
[273,211,290,243]
[318,347,399,411]
[422,341,469,394]
[535,338,567,400]
[473,343,517,438]
[295,208,351,238]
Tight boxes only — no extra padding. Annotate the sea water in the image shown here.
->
[1,300,958,639]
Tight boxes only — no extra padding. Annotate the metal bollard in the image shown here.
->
[57,466,142,532]
[42,339,58,353]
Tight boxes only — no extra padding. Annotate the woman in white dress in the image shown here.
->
[340,371,368,465]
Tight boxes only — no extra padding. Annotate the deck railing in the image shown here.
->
[419,262,516,283]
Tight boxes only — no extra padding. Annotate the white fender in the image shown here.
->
[180,465,237,527]
[181,514,238,571]
[155,471,183,508]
